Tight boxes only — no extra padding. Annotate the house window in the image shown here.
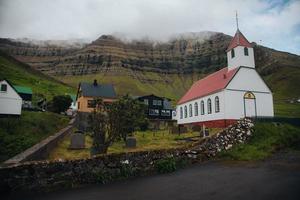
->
[194,102,198,116]
[87,100,96,108]
[215,96,220,113]
[231,49,235,58]
[244,47,249,56]
[144,99,149,105]
[1,84,7,92]
[207,98,212,114]
[161,110,171,116]
[180,107,183,119]
[184,106,187,118]
[78,102,80,109]
[201,100,205,115]
[153,100,161,106]
[149,109,159,116]
[189,104,193,117]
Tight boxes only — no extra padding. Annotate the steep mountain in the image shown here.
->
[0,32,299,103]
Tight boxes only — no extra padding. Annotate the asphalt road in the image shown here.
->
[5,152,300,200]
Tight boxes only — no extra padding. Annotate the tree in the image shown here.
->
[49,95,72,113]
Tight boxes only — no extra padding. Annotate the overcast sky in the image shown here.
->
[0,0,299,54]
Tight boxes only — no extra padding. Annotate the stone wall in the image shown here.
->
[0,119,253,194]
[3,118,76,166]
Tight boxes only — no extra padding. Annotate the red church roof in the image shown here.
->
[178,67,239,104]
[226,29,252,52]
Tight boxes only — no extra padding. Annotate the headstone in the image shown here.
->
[69,132,85,149]
[126,136,137,148]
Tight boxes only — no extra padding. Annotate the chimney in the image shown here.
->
[93,79,98,86]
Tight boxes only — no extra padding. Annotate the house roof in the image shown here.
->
[226,29,252,52]
[13,85,33,95]
[177,67,239,105]
[79,82,117,98]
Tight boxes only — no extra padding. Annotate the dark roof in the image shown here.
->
[13,85,33,95]
[138,94,171,101]
[79,82,117,98]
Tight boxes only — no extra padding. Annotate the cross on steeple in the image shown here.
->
[236,10,239,30]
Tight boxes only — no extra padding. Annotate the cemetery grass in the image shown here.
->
[219,122,300,161]
[48,129,221,160]
[0,111,69,162]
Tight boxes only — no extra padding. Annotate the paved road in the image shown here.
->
[5,152,300,200]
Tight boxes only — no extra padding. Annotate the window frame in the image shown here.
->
[180,107,183,119]
[215,96,220,113]
[0,84,7,92]
[194,102,198,116]
[184,106,187,118]
[207,98,212,114]
[231,49,235,58]
[201,100,205,115]
[189,104,193,117]
[149,109,159,116]
[244,47,249,56]
[87,100,96,108]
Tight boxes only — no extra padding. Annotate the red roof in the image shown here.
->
[226,29,252,52]
[178,67,239,104]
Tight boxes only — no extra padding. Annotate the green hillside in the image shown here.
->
[0,51,75,101]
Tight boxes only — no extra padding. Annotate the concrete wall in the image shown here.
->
[227,46,255,70]
[3,118,75,165]
[0,80,22,115]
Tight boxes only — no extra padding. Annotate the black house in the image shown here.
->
[137,94,173,120]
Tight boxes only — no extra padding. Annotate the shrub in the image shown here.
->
[155,157,177,173]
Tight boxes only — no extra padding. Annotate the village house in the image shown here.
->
[13,85,33,108]
[175,28,274,128]
[137,94,173,120]
[0,79,22,115]
[76,79,117,113]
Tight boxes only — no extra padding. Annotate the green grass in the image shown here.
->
[274,102,300,118]
[48,129,221,160]
[0,111,69,162]
[220,122,300,161]
[0,52,75,101]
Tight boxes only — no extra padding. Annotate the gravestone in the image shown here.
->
[126,136,137,148]
[69,132,85,149]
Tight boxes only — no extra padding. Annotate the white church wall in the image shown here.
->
[226,67,271,93]
[227,46,255,70]
[176,90,225,125]
[224,90,274,119]
[0,80,22,115]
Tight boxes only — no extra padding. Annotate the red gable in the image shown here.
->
[178,67,238,104]
[226,29,252,52]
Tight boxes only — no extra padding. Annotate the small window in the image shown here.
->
[78,102,80,109]
[201,100,205,115]
[157,100,162,106]
[189,104,193,117]
[180,107,183,119]
[207,98,212,114]
[161,110,171,116]
[184,106,187,118]
[244,47,249,56]
[231,49,235,58]
[194,102,198,116]
[215,96,220,113]
[87,100,96,108]
[144,99,149,105]
[149,109,159,116]
[1,84,7,92]
[152,100,157,105]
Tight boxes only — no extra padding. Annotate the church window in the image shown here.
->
[231,49,235,58]
[194,102,198,116]
[244,47,249,56]
[215,96,220,113]
[184,106,187,118]
[189,104,193,117]
[180,107,183,119]
[201,100,205,115]
[207,98,212,114]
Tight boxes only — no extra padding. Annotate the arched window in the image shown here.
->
[215,96,220,113]
[201,100,205,115]
[194,102,198,116]
[207,98,212,114]
[231,49,235,58]
[244,47,249,56]
[189,104,193,117]
[184,106,187,118]
[180,107,183,119]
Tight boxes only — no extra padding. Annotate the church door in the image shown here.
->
[244,92,257,118]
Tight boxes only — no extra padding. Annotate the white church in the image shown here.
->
[175,28,274,128]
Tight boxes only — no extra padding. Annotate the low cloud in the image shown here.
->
[0,0,299,54]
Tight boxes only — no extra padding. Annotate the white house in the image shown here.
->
[175,29,274,128]
[0,80,22,115]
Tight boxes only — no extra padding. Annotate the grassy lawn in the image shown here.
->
[220,122,300,161]
[274,102,300,118]
[0,111,69,162]
[48,129,221,160]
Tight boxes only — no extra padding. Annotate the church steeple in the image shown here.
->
[226,13,255,70]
